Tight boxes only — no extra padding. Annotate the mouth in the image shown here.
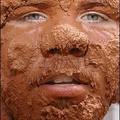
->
[41,74,89,85]
[30,74,91,98]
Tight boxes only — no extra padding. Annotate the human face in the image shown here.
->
[1,0,119,120]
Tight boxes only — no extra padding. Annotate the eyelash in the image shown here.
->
[19,12,48,22]
[18,11,111,24]
[78,11,111,23]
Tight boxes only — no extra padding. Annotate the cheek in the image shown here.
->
[8,41,35,72]
[2,25,43,73]
[82,22,118,45]
[104,39,119,100]
[83,23,119,100]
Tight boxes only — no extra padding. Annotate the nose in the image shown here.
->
[41,24,89,57]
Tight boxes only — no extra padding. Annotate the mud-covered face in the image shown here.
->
[1,0,119,120]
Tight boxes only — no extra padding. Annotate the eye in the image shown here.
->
[78,12,110,23]
[19,12,48,23]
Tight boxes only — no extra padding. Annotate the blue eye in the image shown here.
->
[78,12,110,23]
[20,12,48,22]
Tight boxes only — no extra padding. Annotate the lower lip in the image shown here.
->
[37,84,89,98]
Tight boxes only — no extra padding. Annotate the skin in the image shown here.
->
[1,0,119,120]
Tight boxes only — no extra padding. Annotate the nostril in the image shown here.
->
[49,48,61,54]
[69,48,80,53]
[69,48,83,57]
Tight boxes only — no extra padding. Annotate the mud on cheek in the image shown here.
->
[7,40,39,73]
[104,40,119,102]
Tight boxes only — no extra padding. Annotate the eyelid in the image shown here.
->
[80,11,110,21]
[22,11,47,17]
[18,11,48,21]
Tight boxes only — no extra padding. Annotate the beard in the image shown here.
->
[27,95,108,120]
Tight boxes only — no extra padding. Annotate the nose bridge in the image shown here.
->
[41,24,89,57]
[52,24,88,49]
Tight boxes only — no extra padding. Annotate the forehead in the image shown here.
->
[1,0,119,9]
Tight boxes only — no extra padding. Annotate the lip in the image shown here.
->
[30,73,91,99]
[38,84,89,98]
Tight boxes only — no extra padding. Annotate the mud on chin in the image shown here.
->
[29,94,108,120]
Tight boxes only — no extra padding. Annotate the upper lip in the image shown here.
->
[30,73,91,87]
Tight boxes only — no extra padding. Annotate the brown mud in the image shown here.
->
[1,0,119,120]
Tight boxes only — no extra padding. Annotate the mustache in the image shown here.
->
[26,56,101,88]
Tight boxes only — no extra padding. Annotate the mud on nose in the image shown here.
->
[41,24,89,57]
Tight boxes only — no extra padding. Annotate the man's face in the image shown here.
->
[1,0,119,120]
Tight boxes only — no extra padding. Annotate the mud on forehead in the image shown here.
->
[1,0,119,18]
[1,0,119,8]
[1,0,119,32]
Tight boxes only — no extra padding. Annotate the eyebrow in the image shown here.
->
[1,0,57,9]
[79,0,119,9]
[80,1,106,9]
[81,0,106,6]
[2,0,118,10]
[1,0,119,15]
